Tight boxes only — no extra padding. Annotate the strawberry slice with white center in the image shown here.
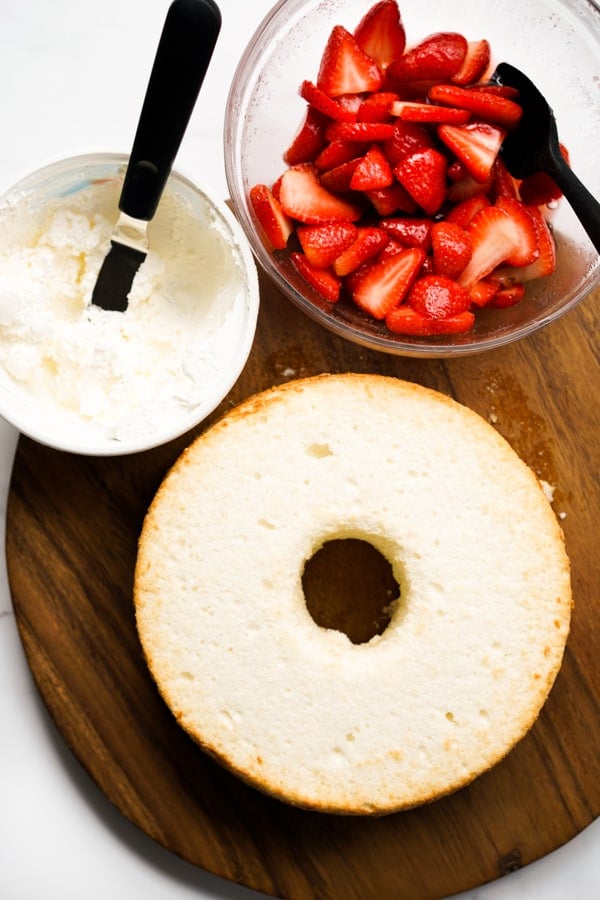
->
[492,205,556,284]
[279,164,363,224]
[394,147,447,215]
[451,39,491,86]
[351,247,425,318]
[354,0,406,68]
[458,205,528,288]
[494,196,539,266]
[249,184,294,250]
[317,25,383,97]
[438,121,506,183]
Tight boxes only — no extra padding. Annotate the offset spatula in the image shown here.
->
[91,0,221,312]
[492,62,600,254]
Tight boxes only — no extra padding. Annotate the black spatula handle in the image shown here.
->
[119,0,221,221]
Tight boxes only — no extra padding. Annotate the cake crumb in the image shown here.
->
[539,479,555,503]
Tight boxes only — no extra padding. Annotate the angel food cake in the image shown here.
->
[134,373,571,814]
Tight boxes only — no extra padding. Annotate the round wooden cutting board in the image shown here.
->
[6,272,600,900]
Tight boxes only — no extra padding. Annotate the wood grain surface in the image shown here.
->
[6,271,600,900]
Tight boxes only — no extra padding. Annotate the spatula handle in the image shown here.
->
[547,149,600,255]
[119,0,221,221]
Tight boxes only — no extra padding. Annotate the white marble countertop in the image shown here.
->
[0,0,598,897]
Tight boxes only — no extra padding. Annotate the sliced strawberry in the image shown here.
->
[468,278,500,306]
[290,252,341,303]
[428,84,522,128]
[382,120,435,166]
[297,222,358,268]
[319,157,362,193]
[451,39,491,86]
[317,25,383,97]
[517,145,569,206]
[494,196,539,266]
[351,247,425,318]
[408,274,471,318]
[271,173,283,200]
[488,283,526,307]
[338,95,365,117]
[468,84,520,100]
[378,237,410,260]
[385,305,475,334]
[518,171,563,206]
[326,121,395,142]
[492,206,556,283]
[279,164,363,224]
[386,32,468,84]
[447,159,469,182]
[458,205,524,288]
[438,121,506,183]
[431,221,473,279]
[380,216,433,250]
[394,147,447,215]
[491,156,519,200]
[349,144,394,190]
[357,91,400,122]
[249,184,294,251]
[284,107,329,166]
[389,99,471,124]
[445,192,490,227]
[315,139,369,170]
[333,226,389,276]
[446,171,493,203]
[354,0,406,68]
[365,182,417,215]
[300,80,358,123]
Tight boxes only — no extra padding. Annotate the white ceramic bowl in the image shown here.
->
[225,0,600,357]
[0,153,259,455]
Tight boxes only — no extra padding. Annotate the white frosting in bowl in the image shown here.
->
[0,154,259,455]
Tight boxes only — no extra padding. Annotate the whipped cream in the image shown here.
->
[0,168,251,449]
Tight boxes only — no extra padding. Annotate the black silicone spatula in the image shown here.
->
[91,0,221,313]
[492,62,600,254]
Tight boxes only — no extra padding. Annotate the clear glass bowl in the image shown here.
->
[225,0,600,357]
[0,154,259,455]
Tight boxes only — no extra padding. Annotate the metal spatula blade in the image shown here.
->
[91,0,221,313]
[92,214,148,313]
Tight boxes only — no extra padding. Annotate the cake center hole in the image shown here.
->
[302,538,400,645]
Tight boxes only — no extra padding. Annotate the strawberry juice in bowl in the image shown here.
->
[225,0,600,356]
